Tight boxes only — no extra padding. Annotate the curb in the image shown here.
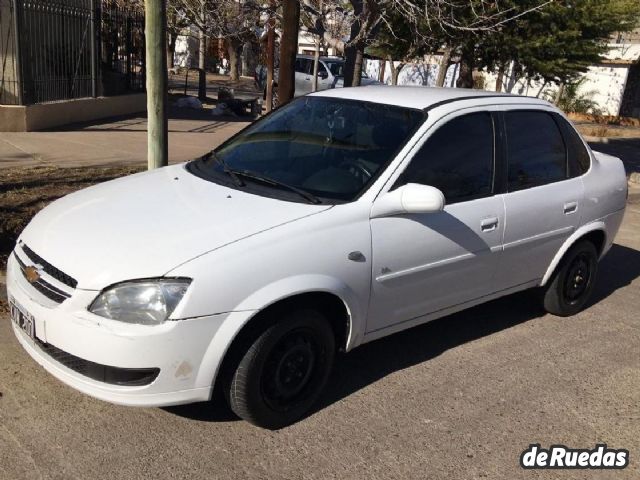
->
[584,136,610,144]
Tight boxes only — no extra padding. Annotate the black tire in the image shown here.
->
[543,240,599,316]
[228,309,335,429]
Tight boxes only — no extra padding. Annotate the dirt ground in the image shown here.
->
[0,192,638,480]
[0,166,144,270]
[0,116,639,478]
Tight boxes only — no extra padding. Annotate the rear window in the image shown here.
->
[505,111,567,191]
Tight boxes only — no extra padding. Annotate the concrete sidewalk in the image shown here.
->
[0,109,251,169]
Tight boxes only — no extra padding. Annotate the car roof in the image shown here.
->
[309,85,552,111]
[297,54,343,62]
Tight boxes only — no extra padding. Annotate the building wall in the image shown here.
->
[0,93,146,131]
[365,44,640,118]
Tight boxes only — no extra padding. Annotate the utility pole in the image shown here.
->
[197,3,207,101]
[145,0,168,169]
[265,0,275,112]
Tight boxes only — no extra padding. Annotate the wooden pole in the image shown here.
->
[145,0,168,169]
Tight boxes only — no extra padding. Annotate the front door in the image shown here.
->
[367,111,505,334]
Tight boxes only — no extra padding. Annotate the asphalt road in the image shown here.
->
[1,196,639,479]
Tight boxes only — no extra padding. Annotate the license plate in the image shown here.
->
[9,297,36,340]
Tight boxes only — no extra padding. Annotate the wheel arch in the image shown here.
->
[540,222,607,286]
[196,276,363,396]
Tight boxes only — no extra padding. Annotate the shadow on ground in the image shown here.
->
[589,138,640,174]
[48,105,254,134]
[166,242,640,425]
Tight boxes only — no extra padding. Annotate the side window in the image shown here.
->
[505,111,566,191]
[397,112,494,204]
[555,114,591,177]
[295,58,311,74]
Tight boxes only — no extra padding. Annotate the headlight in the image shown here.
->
[89,279,191,325]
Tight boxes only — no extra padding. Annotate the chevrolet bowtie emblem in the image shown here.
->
[24,266,41,283]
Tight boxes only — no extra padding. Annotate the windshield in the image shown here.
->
[188,97,424,203]
[325,61,369,78]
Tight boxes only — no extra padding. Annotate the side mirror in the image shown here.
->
[318,70,328,80]
[370,183,445,218]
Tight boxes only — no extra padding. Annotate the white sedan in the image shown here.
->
[7,86,627,429]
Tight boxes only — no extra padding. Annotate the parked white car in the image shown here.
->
[7,87,627,429]
[256,54,381,106]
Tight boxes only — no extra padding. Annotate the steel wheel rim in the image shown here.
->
[563,252,592,304]
[261,328,322,412]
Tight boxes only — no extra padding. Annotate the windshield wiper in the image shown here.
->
[204,152,321,204]
[206,151,245,187]
[232,169,322,204]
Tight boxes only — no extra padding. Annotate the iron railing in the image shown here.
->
[0,0,144,105]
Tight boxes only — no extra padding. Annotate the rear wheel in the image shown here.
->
[227,309,335,429]
[542,240,598,316]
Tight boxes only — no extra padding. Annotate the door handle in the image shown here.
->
[480,217,499,232]
[563,202,578,215]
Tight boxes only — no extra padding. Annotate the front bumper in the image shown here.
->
[7,252,254,407]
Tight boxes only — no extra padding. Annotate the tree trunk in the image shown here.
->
[495,63,505,92]
[389,58,405,86]
[198,21,206,100]
[265,7,276,112]
[278,0,300,104]
[167,33,177,70]
[378,59,386,83]
[312,37,320,92]
[352,47,364,86]
[144,0,168,169]
[554,82,565,105]
[535,80,548,98]
[456,45,474,89]
[227,41,240,81]
[343,0,364,87]
[436,46,451,87]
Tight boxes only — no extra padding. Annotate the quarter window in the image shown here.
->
[505,111,566,191]
[396,112,495,203]
[555,115,591,177]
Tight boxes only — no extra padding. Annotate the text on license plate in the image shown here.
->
[9,297,36,340]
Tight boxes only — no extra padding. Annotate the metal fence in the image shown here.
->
[0,0,144,106]
[0,0,20,104]
[100,1,144,96]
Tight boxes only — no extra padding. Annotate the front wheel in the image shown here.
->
[228,310,335,429]
[542,240,599,316]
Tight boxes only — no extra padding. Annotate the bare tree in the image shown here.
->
[302,0,553,87]
[174,0,262,83]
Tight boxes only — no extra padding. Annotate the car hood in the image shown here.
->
[19,164,331,290]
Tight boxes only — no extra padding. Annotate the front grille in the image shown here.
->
[15,253,71,304]
[35,339,160,386]
[20,243,78,289]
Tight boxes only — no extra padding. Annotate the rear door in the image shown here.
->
[316,62,333,91]
[294,58,313,96]
[495,109,585,289]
